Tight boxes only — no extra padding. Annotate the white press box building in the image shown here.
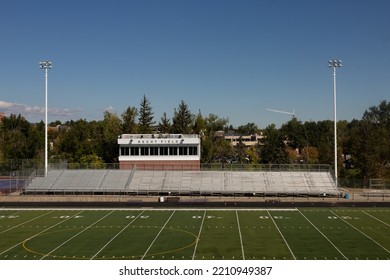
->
[118,134,201,170]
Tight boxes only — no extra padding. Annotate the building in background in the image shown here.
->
[224,133,264,147]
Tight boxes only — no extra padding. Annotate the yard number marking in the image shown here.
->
[259,216,290,219]
[126,215,149,219]
[54,215,83,219]
[328,216,360,220]
[192,215,222,219]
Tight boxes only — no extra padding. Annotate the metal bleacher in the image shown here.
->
[25,164,340,197]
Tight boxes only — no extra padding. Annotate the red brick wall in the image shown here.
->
[120,160,200,171]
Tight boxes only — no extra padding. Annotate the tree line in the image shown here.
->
[0,97,389,179]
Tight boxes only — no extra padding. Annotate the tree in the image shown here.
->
[172,100,193,134]
[200,137,213,163]
[79,154,105,169]
[280,118,307,151]
[302,121,321,147]
[56,119,94,162]
[100,111,122,163]
[260,124,289,164]
[211,138,234,164]
[158,112,171,133]
[301,146,319,164]
[236,122,258,135]
[0,119,4,163]
[193,110,206,136]
[204,114,228,138]
[121,106,138,133]
[1,114,40,160]
[196,113,228,163]
[246,145,259,164]
[138,95,155,134]
[316,120,334,165]
[362,100,390,126]
[235,138,247,163]
[349,101,390,178]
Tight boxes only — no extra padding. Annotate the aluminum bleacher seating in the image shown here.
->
[25,166,339,197]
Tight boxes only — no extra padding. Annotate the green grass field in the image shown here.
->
[0,208,389,260]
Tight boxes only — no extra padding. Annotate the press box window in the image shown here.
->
[150,147,159,155]
[179,147,188,155]
[121,147,129,156]
[169,147,178,155]
[189,146,198,155]
[160,147,168,155]
[130,147,139,156]
[140,147,149,156]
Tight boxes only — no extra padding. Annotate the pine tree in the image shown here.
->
[193,110,205,136]
[138,95,155,134]
[158,112,171,133]
[172,100,193,134]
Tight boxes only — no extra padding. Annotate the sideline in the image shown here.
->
[0,207,300,211]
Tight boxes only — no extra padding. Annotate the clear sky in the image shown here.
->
[0,0,389,128]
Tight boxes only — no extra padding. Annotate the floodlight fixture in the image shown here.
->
[39,60,52,69]
[39,60,52,176]
[328,59,342,68]
[328,58,342,188]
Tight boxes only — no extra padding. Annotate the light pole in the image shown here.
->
[328,59,342,187]
[39,60,52,176]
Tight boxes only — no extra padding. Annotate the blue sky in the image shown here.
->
[0,0,389,128]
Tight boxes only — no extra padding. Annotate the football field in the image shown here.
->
[0,208,389,260]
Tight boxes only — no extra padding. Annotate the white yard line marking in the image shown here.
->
[141,210,176,260]
[90,211,145,260]
[330,210,390,254]
[236,210,245,260]
[41,210,114,260]
[192,210,206,260]
[267,210,296,260]
[0,210,54,235]
[362,210,390,227]
[298,209,348,260]
[0,210,85,255]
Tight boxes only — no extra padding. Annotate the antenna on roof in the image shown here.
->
[266,108,296,118]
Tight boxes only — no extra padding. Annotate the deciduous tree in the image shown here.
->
[122,106,138,133]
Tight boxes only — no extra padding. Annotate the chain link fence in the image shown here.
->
[1,160,389,201]
[339,178,390,200]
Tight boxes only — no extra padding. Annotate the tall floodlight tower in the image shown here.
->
[328,59,342,187]
[39,60,52,177]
